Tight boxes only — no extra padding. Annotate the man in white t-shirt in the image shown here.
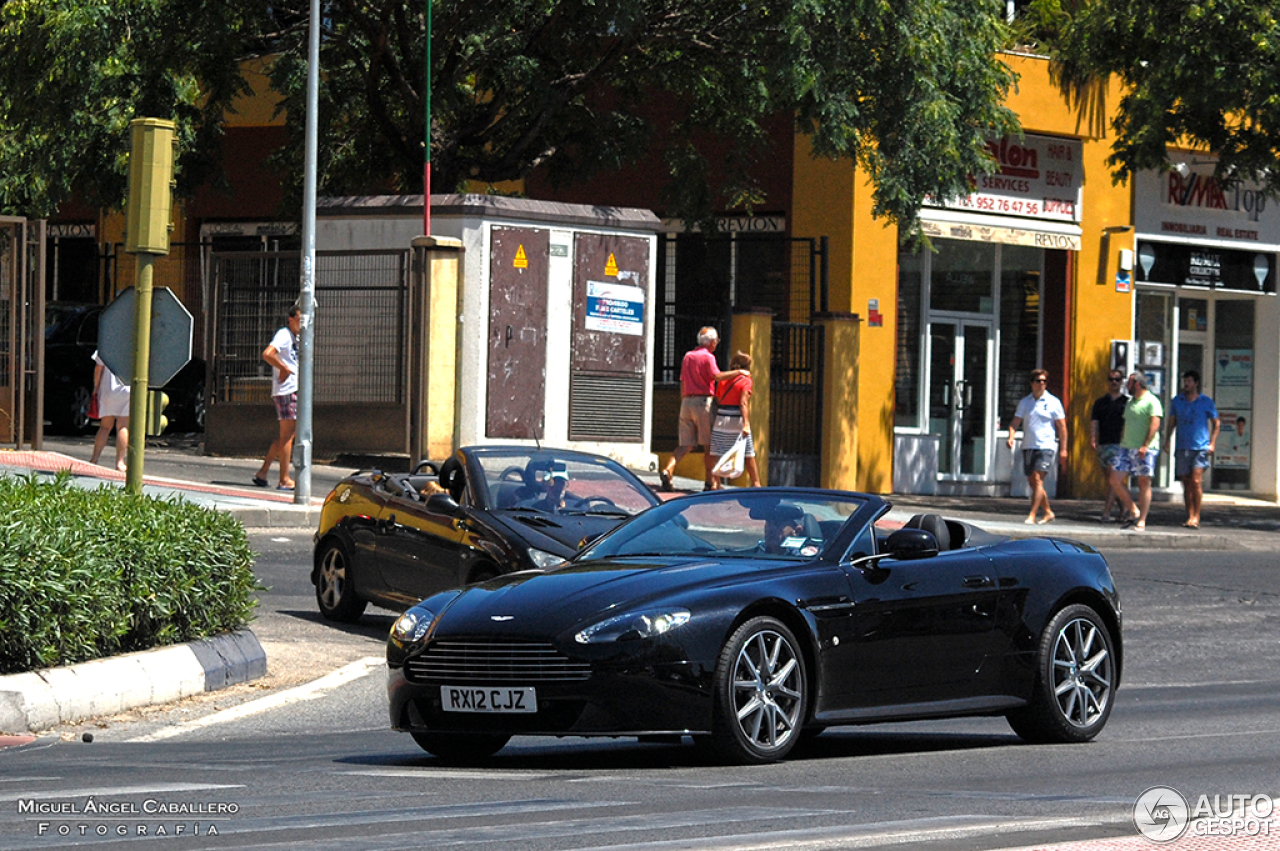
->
[253,306,301,490]
[1006,368,1068,525]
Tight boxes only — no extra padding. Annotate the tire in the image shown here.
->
[1007,604,1117,744]
[315,540,367,622]
[70,385,94,434]
[709,616,808,764]
[411,731,510,762]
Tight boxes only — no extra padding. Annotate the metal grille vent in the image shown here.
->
[405,640,591,684]
[569,373,645,442]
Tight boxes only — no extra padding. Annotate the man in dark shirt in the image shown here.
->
[1089,369,1129,522]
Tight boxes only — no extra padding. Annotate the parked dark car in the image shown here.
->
[43,302,205,434]
[386,489,1122,764]
[312,445,663,622]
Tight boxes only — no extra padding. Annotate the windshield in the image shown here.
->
[580,490,869,560]
[473,450,657,516]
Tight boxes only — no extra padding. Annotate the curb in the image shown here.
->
[0,630,266,734]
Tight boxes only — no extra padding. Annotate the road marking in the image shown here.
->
[126,657,383,742]
[0,782,242,803]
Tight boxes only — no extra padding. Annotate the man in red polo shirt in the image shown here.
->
[660,326,720,491]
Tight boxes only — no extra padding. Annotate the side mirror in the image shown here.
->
[426,492,460,515]
[885,528,939,560]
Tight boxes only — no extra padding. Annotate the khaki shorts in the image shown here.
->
[677,396,714,448]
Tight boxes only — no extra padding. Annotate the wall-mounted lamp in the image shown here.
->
[1103,225,1134,234]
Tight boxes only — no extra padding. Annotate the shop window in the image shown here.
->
[895,250,924,428]
[998,245,1041,425]
[929,241,995,314]
[1213,300,1255,489]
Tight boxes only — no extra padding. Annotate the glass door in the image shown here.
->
[928,319,994,479]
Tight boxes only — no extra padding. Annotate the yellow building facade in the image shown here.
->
[792,54,1137,499]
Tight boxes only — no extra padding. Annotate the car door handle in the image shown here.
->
[379,514,397,532]
[964,575,994,588]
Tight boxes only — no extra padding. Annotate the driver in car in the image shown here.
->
[761,504,806,555]
[518,461,571,513]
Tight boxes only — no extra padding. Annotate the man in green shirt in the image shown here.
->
[1110,372,1164,531]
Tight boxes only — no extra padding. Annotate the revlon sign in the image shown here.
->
[930,135,1083,224]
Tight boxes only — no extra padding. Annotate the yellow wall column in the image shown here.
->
[410,235,463,463]
[816,312,861,491]
[727,309,773,486]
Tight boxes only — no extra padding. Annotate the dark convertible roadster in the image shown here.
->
[313,446,660,621]
[387,488,1122,764]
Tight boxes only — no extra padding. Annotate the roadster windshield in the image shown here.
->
[581,491,868,560]
[473,450,656,515]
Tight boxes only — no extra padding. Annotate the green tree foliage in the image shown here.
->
[1051,0,1280,188]
[1,0,1019,228]
[0,0,262,217]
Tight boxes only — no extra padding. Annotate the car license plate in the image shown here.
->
[440,686,536,714]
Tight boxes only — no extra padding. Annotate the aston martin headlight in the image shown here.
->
[390,608,437,643]
[575,608,691,644]
[528,547,566,569]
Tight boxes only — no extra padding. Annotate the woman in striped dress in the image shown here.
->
[709,351,761,489]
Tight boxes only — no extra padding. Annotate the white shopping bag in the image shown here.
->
[711,434,748,480]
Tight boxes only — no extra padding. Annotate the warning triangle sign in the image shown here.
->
[514,245,528,269]
[604,253,618,276]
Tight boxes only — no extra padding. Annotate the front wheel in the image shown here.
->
[1007,603,1117,743]
[709,616,808,764]
[411,731,510,762]
[315,540,367,622]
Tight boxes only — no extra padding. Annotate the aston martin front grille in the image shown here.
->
[405,640,592,684]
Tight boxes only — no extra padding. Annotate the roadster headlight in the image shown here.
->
[575,608,691,644]
[390,608,437,643]
[528,547,566,569]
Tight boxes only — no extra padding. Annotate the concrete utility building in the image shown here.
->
[30,52,1280,501]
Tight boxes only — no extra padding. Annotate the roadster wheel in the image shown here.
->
[1007,604,1117,743]
[710,616,808,764]
[315,540,367,622]
[411,732,510,762]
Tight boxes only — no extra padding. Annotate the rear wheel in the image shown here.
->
[709,616,808,764]
[70,385,94,433]
[411,731,510,762]
[1007,604,1117,743]
[315,540,367,622]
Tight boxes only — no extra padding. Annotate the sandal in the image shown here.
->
[1132,522,1146,532]
[252,476,269,488]
[658,470,673,493]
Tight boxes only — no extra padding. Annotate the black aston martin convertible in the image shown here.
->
[386,488,1122,764]
[312,445,661,621]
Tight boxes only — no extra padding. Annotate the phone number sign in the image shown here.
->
[934,135,1084,224]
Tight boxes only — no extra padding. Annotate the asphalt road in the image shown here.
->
[3,543,1277,851]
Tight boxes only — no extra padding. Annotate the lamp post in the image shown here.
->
[423,0,432,236]
[294,0,321,503]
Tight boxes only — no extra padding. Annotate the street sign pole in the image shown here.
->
[125,256,156,492]
[122,118,176,495]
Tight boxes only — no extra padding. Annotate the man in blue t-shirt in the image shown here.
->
[1166,369,1220,529]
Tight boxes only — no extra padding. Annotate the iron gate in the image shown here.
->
[206,249,410,455]
[769,322,824,487]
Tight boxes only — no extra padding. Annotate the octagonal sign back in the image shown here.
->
[98,287,193,387]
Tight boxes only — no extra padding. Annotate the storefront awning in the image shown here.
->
[919,210,1082,251]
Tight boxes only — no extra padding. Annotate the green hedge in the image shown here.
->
[0,473,258,674]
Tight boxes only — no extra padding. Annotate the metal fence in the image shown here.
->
[210,250,409,407]
[769,322,824,487]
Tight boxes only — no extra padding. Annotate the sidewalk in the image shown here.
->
[5,435,1280,548]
